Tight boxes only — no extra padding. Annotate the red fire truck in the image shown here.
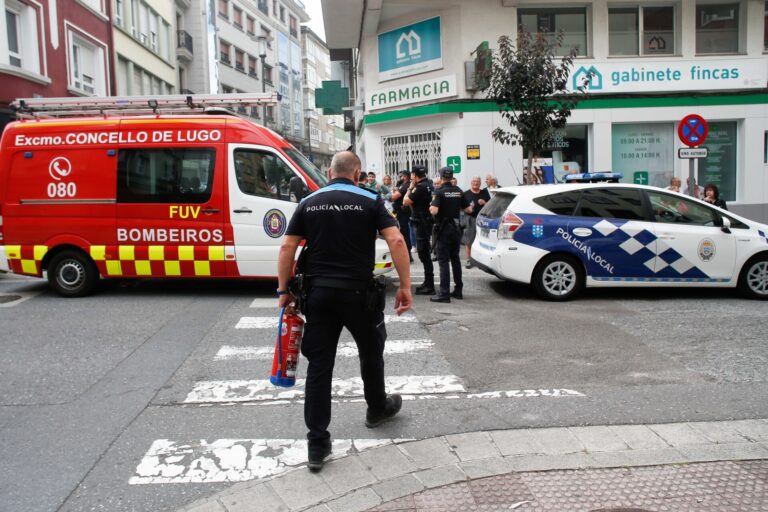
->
[0,94,393,296]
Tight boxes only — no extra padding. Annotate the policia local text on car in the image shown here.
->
[277,151,413,472]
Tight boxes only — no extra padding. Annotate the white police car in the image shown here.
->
[471,177,768,300]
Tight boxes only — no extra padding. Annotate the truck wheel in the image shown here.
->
[738,255,768,300]
[532,254,584,301]
[47,250,99,297]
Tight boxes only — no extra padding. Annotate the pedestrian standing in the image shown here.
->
[390,170,413,260]
[277,151,413,472]
[429,167,472,302]
[403,165,435,295]
[462,176,491,268]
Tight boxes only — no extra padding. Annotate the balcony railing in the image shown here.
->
[177,30,193,54]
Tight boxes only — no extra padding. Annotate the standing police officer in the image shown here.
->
[277,151,413,472]
[403,165,435,295]
[390,170,413,260]
[429,167,472,303]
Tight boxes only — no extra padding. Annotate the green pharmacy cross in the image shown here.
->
[314,81,349,115]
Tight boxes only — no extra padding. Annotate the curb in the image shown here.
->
[177,418,768,512]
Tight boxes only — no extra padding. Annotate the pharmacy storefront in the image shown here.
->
[358,15,768,222]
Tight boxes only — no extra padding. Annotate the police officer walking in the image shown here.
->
[403,165,435,295]
[429,167,472,303]
[277,151,413,472]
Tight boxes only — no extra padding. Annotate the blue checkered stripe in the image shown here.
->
[759,230,768,244]
[589,219,718,282]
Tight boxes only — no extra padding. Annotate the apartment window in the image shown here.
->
[289,15,297,37]
[279,5,285,23]
[138,2,149,45]
[248,55,258,77]
[261,25,272,47]
[263,64,273,85]
[273,1,277,18]
[70,34,105,95]
[246,16,255,35]
[518,7,587,56]
[609,6,674,56]
[233,6,242,28]
[80,0,104,13]
[114,0,123,26]
[696,3,739,54]
[5,8,21,67]
[235,49,245,71]
[129,0,138,36]
[4,0,43,75]
[218,0,228,19]
[149,11,158,52]
[257,0,268,15]
[764,1,767,51]
[222,84,233,94]
[162,21,171,60]
[219,40,231,64]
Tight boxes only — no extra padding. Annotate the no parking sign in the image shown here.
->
[678,114,708,147]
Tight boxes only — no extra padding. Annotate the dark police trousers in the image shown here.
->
[396,211,412,253]
[301,286,388,446]
[436,221,462,296]
[413,219,434,287]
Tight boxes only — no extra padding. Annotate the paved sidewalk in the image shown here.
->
[177,419,768,512]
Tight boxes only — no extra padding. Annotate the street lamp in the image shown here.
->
[254,35,273,125]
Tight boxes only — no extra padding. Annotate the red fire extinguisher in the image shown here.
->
[270,306,305,387]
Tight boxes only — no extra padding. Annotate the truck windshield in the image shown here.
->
[283,147,328,188]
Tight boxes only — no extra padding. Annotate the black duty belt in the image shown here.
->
[308,276,369,291]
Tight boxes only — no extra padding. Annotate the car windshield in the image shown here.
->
[283,147,328,188]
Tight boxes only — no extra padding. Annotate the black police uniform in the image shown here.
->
[285,177,398,448]
[407,172,435,292]
[392,174,412,253]
[431,179,470,300]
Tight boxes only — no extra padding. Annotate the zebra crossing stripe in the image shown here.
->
[184,375,466,404]
[235,314,418,329]
[130,438,412,484]
[249,298,277,308]
[214,339,434,361]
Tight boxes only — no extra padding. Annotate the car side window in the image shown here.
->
[647,191,717,226]
[533,190,581,215]
[575,188,646,220]
[117,148,215,204]
[234,149,302,203]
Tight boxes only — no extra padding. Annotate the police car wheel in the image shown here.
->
[738,255,768,300]
[532,255,584,301]
[47,250,98,298]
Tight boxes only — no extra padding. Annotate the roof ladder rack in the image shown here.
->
[12,92,280,118]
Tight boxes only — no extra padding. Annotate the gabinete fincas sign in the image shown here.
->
[367,74,457,111]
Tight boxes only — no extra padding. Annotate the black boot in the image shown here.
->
[415,283,435,295]
[451,289,463,299]
[365,394,403,428]
[307,439,332,472]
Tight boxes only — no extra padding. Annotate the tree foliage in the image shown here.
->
[482,28,590,181]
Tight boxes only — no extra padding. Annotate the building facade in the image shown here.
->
[301,25,349,170]
[113,0,176,95]
[0,0,114,127]
[322,0,768,222]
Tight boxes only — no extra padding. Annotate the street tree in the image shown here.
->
[481,28,591,183]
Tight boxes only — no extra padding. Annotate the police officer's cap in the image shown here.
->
[411,165,427,177]
[398,170,410,177]
[439,166,453,180]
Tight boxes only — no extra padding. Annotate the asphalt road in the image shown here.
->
[0,264,766,512]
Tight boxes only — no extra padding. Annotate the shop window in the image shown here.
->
[696,3,739,54]
[518,7,587,56]
[117,148,215,204]
[234,149,301,202]
[698,121,737,202]
[611,123,674,188]
[539,125,589,181]
[764,131,768,163]
[575,188,646,221]
[609,6,674,56]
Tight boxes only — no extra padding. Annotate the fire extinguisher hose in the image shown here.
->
[276,306,285,379]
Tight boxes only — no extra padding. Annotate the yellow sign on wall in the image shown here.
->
[466,145,480,160]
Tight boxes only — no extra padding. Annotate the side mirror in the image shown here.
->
[721,216,731,234]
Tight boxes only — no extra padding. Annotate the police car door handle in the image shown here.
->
[658,234,676,240]
[233,207,253,214]
[201,208,220,214]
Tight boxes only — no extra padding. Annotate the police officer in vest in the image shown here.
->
[403,165,435,295]
[277,151,413,472]
[429,167,473,303]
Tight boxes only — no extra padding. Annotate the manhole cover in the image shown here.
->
[0,295,22,304]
